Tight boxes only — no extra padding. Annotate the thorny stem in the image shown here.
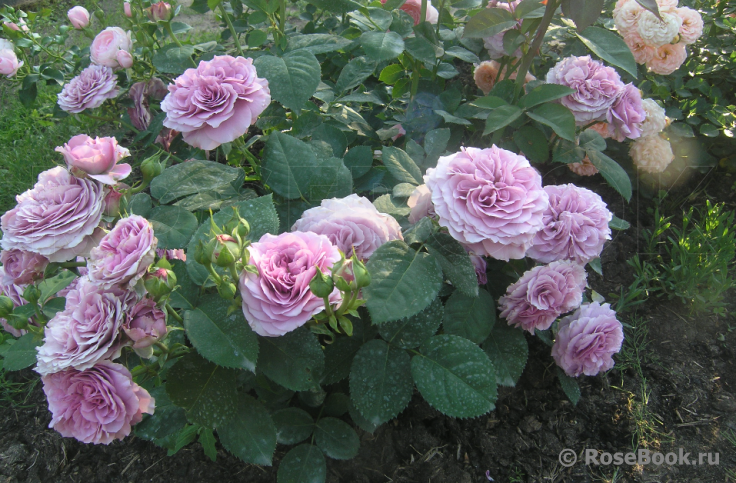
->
[513,0,560,100]
[219,4,245,56]
[166,303,183,323]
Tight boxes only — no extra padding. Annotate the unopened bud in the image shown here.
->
[140,154,163,183]
[146,1,173,21]
[0,296,14,318]
[217,281,238,300]
[193,240,210,266]
[22,285,41,305]
[144,268,176,298]
[213,234,239,267]
[351,255,371,288]
[309,267,334,298]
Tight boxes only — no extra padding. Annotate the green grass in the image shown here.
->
[0,81,101,217]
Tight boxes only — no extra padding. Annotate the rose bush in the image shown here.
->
[4,0,711,478]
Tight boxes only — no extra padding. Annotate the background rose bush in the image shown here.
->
[0,0,723,479]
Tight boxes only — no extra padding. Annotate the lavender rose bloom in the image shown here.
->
[57,65,119,114]
[0,249,48,285]
[239,232,342,337]
[546,56,625,124]
[527,184,612,264]
[292,194,403,260]
[156,249,186,261]
[499,260,587,334]
[124,298,167,351]
[36,278,137,375]
[55,135,131,185]
[407,184,435,224]
[424,146,549,261]
[161,55,271,150]
[1,167,105,263]
[42,361,154,444]
[607,83,646,142]
[0,267,26,337]
[552,302,624,377]
[87,215,157,289]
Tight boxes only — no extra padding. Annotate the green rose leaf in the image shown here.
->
[320,318,378,385]
[38,270,76,304]
[552,138,586,164]
[152,44,196,74]
[557,367,581,406]
[609,215,631,230]
[259,327,325,391]
[2,333,41,371]
[576,26,638,78]
[361,31,405,61]
[272,408,315,445]
[151,160,245,205]
[411,335,498,418]
[277,444,327,483]
[443,289,496,344]
[463,7,517,38]
[349,339,413,426]
[135,385,188,441]
[218,395,278,465]
[586,150,632,201]
[314,417,360,460]
[526,103,576,142]
[128,192,152,218]
[444,45,480,63]
[183,294,259,371]
[425,233,479,297]
[378,298,443,349]
[519,84,576,110]
[169,259,199,310]
[166,352,238,428]
[482,324,529,387]
[560,0,605,31]
[286,34,353,55]
[254,50,322,113]
[343,146,373,178]
[335,56,377,93]
[381,146,423,185]
[364,241,443,324]
[148,205,198,249]
[484,105,523,135]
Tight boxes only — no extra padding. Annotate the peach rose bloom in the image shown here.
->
[648,43,687,75]
[568,156,599,176]
[676,7,703,45]
[589,122,612,139]
[473,60,535,95]
[623,31,657,65]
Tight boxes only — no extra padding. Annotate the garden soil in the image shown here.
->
[0,166,734,483]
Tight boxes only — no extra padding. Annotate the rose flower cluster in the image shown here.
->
[408,145,623,377]
[614,0,703,75]
[0,134,164,444]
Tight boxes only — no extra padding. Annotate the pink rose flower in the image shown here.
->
[239,232,342,337]
[124,1,132,17]
[381,0,439,25]
[568,155,599,176]
[499,260,587,334]
[391,124,406,141]
[676,7,703,45]
[648,42,687,75]
[0,48,23,77]
[36,278,138,375]
[469,252,487,285]
[552,302,624,377]
[147,1,173,22]
[4,19,28,32]
[124,298,166,350]
[90,27,133,69]
[613,0,642,35]
[55,135,131,185]
[607,83,646,142]
[67,6,90,29]
[292,194,403,260]
[116,50,133,69]
[1,167,105,263]
[407,184,435,224]
[161,55,271,150]
[623,31,657,64]
[424,146,549,261]
[42,361,154,444]
[87,215,157,289]
[546,56,625,124]
[0,268,27,337]
[156,248,186,261]
[128,78,168,131]
[0,249,48,285]
[103,184,127,217]
[527,184,612,264]
[57,64,120,114]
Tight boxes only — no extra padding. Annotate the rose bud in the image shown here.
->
[116,50,134,69]
[144,268,177,299]
[124,1,132,18]
[212,234,240,267]
[146,1,173,22]
[350,254,371,289]
[103,184,129,217]
[0,296,14,318]
[309,266,334,298]
[0,49,23,78]
[67,6,90,29]
[140,154,163,182]
[124,298,167,350]
[217,281,237,300]
[22,285,41,305]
